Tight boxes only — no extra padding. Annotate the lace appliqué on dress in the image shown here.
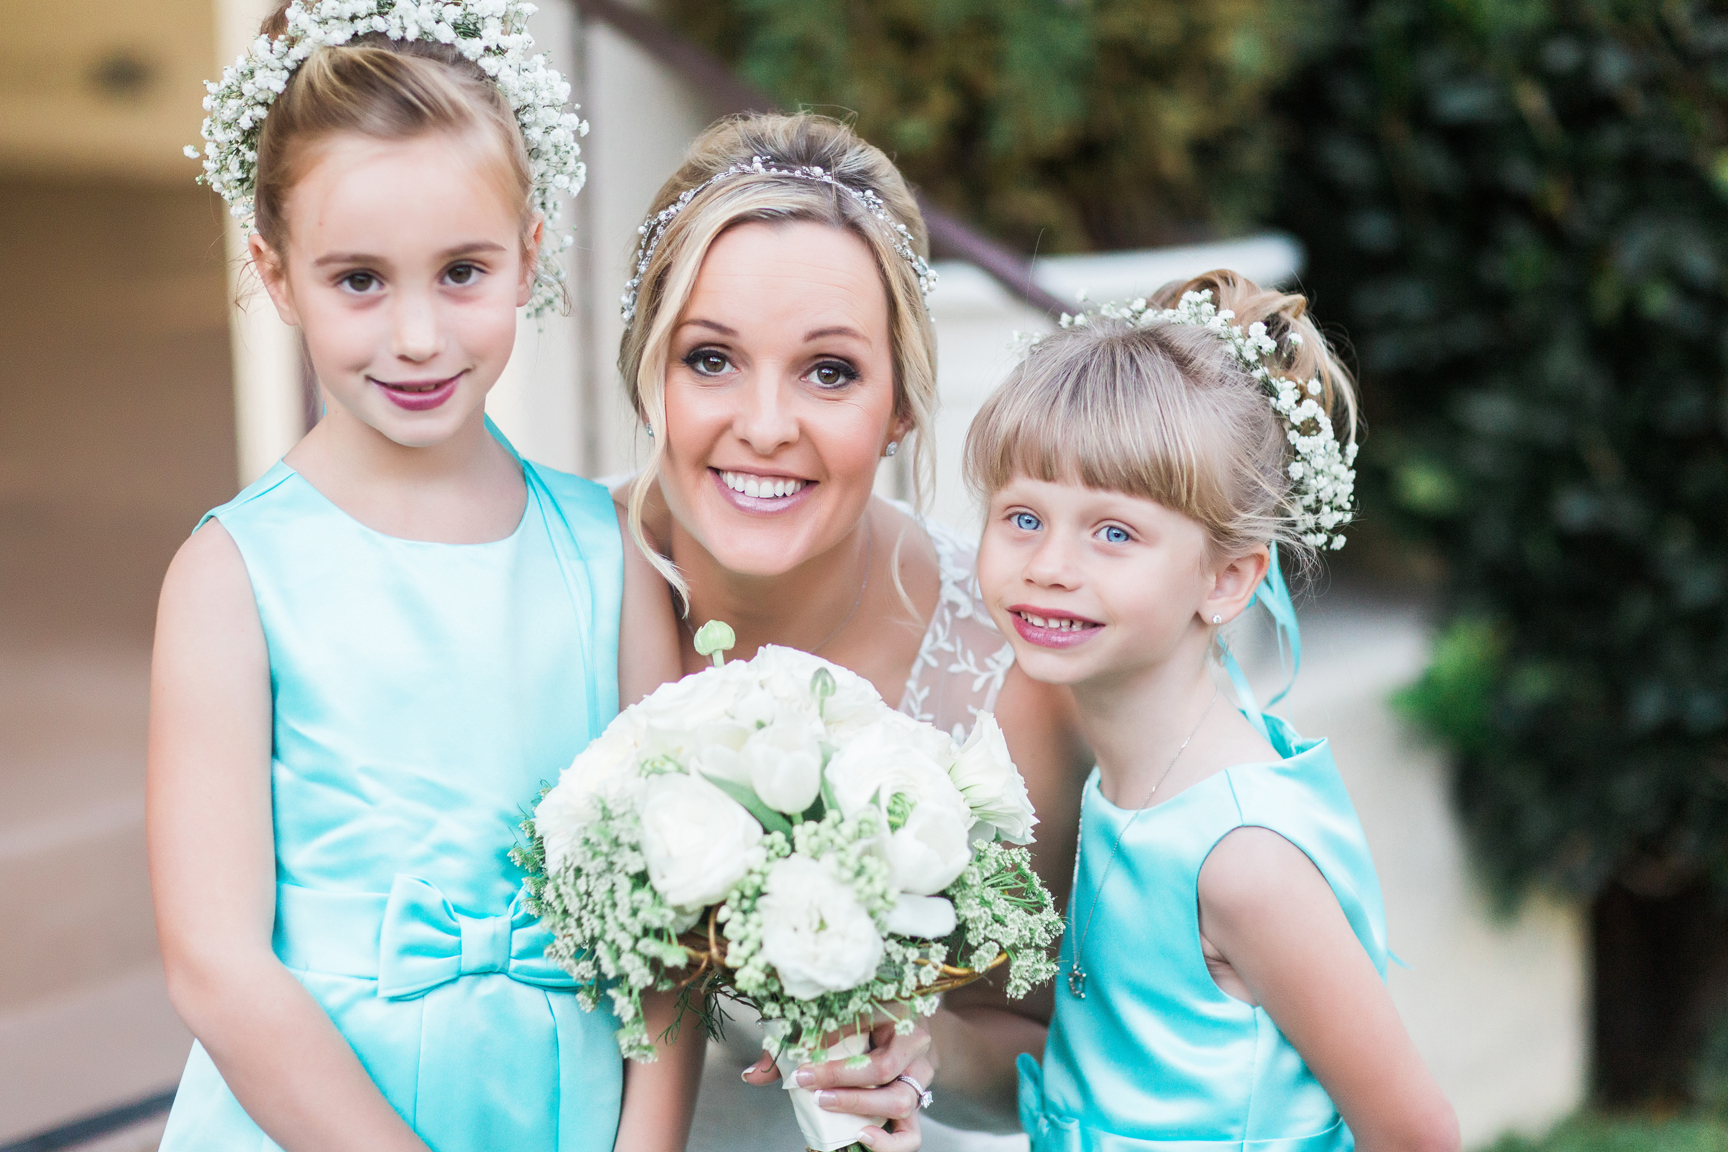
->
[895,513,1016,743]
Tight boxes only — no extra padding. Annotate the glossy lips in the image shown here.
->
[711,467,815,514]
[1008,606,1103,649]
[374,372,462,411]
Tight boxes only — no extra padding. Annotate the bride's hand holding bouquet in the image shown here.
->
[518,623,1061,1151]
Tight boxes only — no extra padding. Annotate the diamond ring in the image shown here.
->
[894,1073,933,1110]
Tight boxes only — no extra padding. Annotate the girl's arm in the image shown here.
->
[147,523,428,1152]
[612,503,705,1150]
[1198,828,1460,1152]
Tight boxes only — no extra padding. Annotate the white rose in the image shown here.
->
[537,709,645,873]
[639,773,765,909]
[757,854,885,999]
[740,714,825,813]
[751,645,886,734]
[883,798,972,895]
[949,713,1037,844]
[635,664,751,764]
[885,893,956,939]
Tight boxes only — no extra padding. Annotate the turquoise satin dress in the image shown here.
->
[158,425,625,1152]
[1018,714,1388,1152]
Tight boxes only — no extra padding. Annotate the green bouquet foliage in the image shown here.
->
[1276,0,1728,902]
[661,0,1331,251]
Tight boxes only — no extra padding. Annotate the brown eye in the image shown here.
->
[807,360,859,389]
[685,349,731,377]
[340,271,379,294]
[445,262,480,286]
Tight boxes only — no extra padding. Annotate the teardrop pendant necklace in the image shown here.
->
[1065,688,1218,999]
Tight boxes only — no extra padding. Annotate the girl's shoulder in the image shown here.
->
[524,460,626,550]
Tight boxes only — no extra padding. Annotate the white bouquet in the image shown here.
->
[517,622,1061,1151]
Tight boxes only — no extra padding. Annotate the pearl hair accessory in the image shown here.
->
[186,0,588,318]
[620,155,937,324]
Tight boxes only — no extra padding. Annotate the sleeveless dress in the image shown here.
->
[1017,714,1389,1152]
[158,426,626,1152]
[689,509,1021,1152]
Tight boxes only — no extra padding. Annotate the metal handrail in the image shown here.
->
[573,0,1074,317]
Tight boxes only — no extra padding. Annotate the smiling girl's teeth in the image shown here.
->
[1020,611,1091,631]
[721,471,807,500]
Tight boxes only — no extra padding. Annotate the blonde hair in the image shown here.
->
[251,3,537,268]
[619,112,938,594]
[964,269,1358,566]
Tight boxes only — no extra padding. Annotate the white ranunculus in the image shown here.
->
[885,893,956,939]
[537,708,646,873]
[825,717,971,824]
[639,773,765,909]
[884,799,973,895]
[949,713,1038,845]
[741,715,825,814]
[756,854,885,999]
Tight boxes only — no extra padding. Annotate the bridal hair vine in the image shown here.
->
[185,0,588,317]
[1059,290,1359,550]
[620,155,939,324]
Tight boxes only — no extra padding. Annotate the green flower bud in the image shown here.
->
[693,619,736,666]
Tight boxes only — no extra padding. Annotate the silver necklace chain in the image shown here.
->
[683,521,873,657]
[1065,688,1219,999]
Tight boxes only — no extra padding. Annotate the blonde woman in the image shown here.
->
[613,113,1087,1149]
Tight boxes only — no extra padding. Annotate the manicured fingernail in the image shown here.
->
[794,1068,815,1087]
[815,1090,837,1108]
[740,1067,753,1081]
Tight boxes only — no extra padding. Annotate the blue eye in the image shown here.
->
[1011,511,1041,532]
[1100,525,1131,544]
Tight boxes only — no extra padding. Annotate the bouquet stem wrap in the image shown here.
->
[773,1029,882,1152]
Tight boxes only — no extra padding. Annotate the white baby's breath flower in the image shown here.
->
[756,854,884,999]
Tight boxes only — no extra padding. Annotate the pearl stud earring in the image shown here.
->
[1211,614,1223,625]
[645,423,654,438]
[885,441,899,457]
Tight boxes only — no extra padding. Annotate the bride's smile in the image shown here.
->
[658,218,904,580]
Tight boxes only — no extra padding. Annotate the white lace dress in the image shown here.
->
[689,513,1027,1152]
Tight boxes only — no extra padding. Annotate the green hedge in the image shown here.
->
[1273,0,1728,904]
[662,0,1329,252]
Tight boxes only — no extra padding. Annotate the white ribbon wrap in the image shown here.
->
[772,1029,886,1152]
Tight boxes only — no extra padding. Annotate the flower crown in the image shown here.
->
[185,0,588,318]
[621,155,938,324]
[1059,290,1358,550]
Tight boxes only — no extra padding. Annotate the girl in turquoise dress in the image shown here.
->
[148,4,697,1149]
[965,272,1460,1152]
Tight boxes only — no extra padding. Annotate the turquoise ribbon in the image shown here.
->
[377,875,576,999]
[1220,543,1301,743]
[273,875,576,999]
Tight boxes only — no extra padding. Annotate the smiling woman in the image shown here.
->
[615,112,1091,1151]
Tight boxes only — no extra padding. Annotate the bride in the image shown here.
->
[612,111,1088,1149]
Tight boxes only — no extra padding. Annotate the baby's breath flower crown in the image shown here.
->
[185,0,588,317]
[1057,290,1359,550]
[621,155,938,324]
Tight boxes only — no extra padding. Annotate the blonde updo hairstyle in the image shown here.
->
[965,270,1358,570]
[620,113,939,594]
[250,2,540,283]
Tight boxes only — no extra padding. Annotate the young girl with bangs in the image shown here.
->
[148,5,698,1149]
[967,273,1460,1152]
